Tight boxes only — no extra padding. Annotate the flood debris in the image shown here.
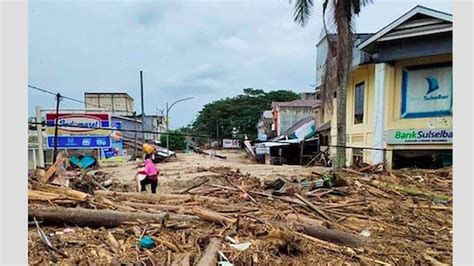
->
[28,161,452,265]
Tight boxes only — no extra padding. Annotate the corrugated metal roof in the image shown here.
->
[283,117,313,136]
[317,121,331,132]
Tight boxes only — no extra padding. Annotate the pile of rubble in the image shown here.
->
[28,165,452,265]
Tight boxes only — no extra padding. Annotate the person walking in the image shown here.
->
[137,158,159,193]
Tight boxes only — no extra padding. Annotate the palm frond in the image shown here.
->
[293,0,314,27]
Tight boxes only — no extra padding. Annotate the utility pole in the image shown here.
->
[165,97,194,156]
[36,106,45,168]
[52,93,62,163]
[133,111,138,159]
[140,71,145,143]
[166,102,169,157]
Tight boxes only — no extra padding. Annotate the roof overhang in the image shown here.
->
[358,5,452,52]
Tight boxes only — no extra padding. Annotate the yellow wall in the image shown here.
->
[345,65,376,164]
[385,54,453,132]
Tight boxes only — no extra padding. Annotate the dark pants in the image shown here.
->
[140,177,158,193]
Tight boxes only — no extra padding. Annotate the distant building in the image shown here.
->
[271,99,320,136]
[256,110,274,139]
[298,92,318,100]
[84,92,134,116]
[124,113,166,142]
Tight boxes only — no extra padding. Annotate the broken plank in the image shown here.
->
[294,193,334,222]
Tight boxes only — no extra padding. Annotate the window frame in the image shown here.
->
[354,81,365,124]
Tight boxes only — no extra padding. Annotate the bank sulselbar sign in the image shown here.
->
[385,129,452,144]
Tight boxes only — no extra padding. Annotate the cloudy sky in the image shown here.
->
[29,0,452,129]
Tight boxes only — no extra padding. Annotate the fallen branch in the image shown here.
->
[341,168,364,176]
[294,193,334,222]
[370,180,452,203]
[178,178,209,194]
[196,238,222,266]
[225,176,259,205]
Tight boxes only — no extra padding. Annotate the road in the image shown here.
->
[102,149,329,193]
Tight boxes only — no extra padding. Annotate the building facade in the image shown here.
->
[256,110,274,139]
[272,99,319,136]
[316,6,452,169]
[85,92,134,116]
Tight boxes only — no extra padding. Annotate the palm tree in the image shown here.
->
[292,0,371,169]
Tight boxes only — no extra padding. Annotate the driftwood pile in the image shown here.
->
[28,166,452,265]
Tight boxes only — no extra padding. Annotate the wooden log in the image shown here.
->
[286,213,327,228]
[196,238,222,266]
[171,253,190,266]
[41,151,68,183]
[28,190,64,201]
[28,206,199,228]
[32,185,89,201]
[192,207,236,225]
[145,250,159,266]
[153,237,181,252]
[294,222,369,247]
[178,178,209,194]
[423,253,449,266]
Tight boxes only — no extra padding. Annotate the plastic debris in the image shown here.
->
[229,242,252,251]
[225,236,237,244]
[139,236,155,249]
[217,250,234,266]
[63,228,75,234]
[359,229,371,237]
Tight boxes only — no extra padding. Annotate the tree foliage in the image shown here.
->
[192,88,299,139]
[160,129,186,151]
[292,0,372,169]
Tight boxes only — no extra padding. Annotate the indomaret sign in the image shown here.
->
[45,113,112,149]
[385,129,452,144]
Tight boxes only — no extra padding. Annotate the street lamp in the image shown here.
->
[166,97,194,156]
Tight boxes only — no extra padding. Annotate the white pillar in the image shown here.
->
[35,106,45,168]
[372,63,387,164]
[32,148,37,169]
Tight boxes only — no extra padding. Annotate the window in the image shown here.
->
[354,82,365,124]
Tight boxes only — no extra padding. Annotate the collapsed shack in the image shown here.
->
[251,117,324,166]
[122,137,176,162]
[28,164,452,265]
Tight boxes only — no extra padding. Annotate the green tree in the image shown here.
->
[192,89,298,140]
[292,0,372,169]
[160,130,186,151]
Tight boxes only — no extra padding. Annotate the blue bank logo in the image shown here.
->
[425,76,439,95]
[423,76,448,101]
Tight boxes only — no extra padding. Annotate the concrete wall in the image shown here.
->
[278,107,314,135]
[345,64,376,165]
[383,54,452,167]
[328,54,453,168]
[85,94,134,116]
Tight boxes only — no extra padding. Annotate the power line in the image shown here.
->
[27,121,213,139]
[28,84,129,113]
